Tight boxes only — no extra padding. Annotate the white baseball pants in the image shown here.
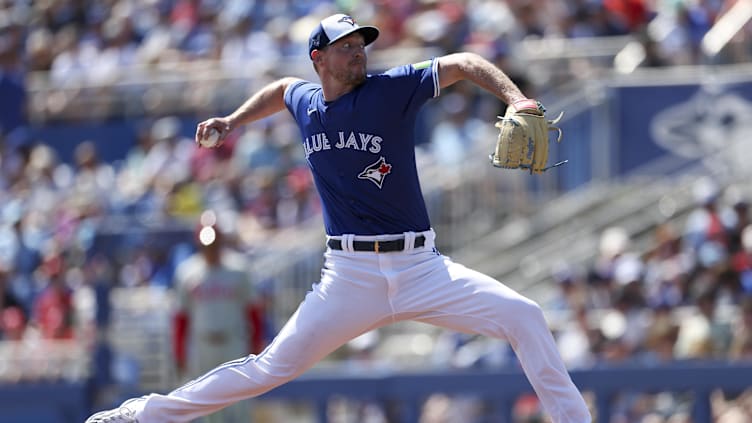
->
[136,230,590,422]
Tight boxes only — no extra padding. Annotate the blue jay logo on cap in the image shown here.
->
[309,14,380,59]
[338,15,356,26]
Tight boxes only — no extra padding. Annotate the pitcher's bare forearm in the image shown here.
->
[227,77,302,129]
[437,53,526,105]
[195,77,301,143]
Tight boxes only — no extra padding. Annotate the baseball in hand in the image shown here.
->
[199,128,221,148]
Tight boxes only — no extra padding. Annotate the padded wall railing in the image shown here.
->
[2,361,749,422]
[258,362,752,423]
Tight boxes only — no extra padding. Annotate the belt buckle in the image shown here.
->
[374,240,379,253]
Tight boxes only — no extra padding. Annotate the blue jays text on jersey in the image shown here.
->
[302,131,383,158]
[285,58,440,236]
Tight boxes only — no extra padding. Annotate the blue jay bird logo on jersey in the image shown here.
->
[358,156,392,188]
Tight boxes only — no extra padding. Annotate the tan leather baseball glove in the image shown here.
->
[490,99,565,174]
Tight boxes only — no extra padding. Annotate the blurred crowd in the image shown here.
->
[0,113,319,345]
[0,0,749,125]
[542,177,752,422]
[549,178,751,369]
[5,0,751,81]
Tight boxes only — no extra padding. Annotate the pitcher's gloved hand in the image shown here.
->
[490,99,565,174]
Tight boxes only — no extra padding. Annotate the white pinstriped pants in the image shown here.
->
[136,229,590,422]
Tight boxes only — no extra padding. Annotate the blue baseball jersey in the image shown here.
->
[284,59,440,236]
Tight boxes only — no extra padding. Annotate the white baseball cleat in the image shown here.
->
[85,397,146,423]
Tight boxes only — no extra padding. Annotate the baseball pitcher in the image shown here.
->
[87,13,590,423]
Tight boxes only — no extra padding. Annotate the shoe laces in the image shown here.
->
[117,405,138,422]
[95,405,137,423]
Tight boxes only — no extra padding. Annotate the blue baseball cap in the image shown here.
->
[308,14,379,59]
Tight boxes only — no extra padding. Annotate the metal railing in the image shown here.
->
[23,34,640,122]
[0,339,90,383]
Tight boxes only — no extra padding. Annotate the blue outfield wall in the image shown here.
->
[550,77,752,190]
[4,362,751,423]
[259,362,752,423]
[614,79,752,176]
[0,381,89,423]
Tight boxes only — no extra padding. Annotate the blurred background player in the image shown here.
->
[172,209,264,423]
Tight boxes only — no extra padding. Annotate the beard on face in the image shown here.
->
[334,60,366,85]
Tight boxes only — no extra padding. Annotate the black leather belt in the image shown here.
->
[327,235,426,253]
